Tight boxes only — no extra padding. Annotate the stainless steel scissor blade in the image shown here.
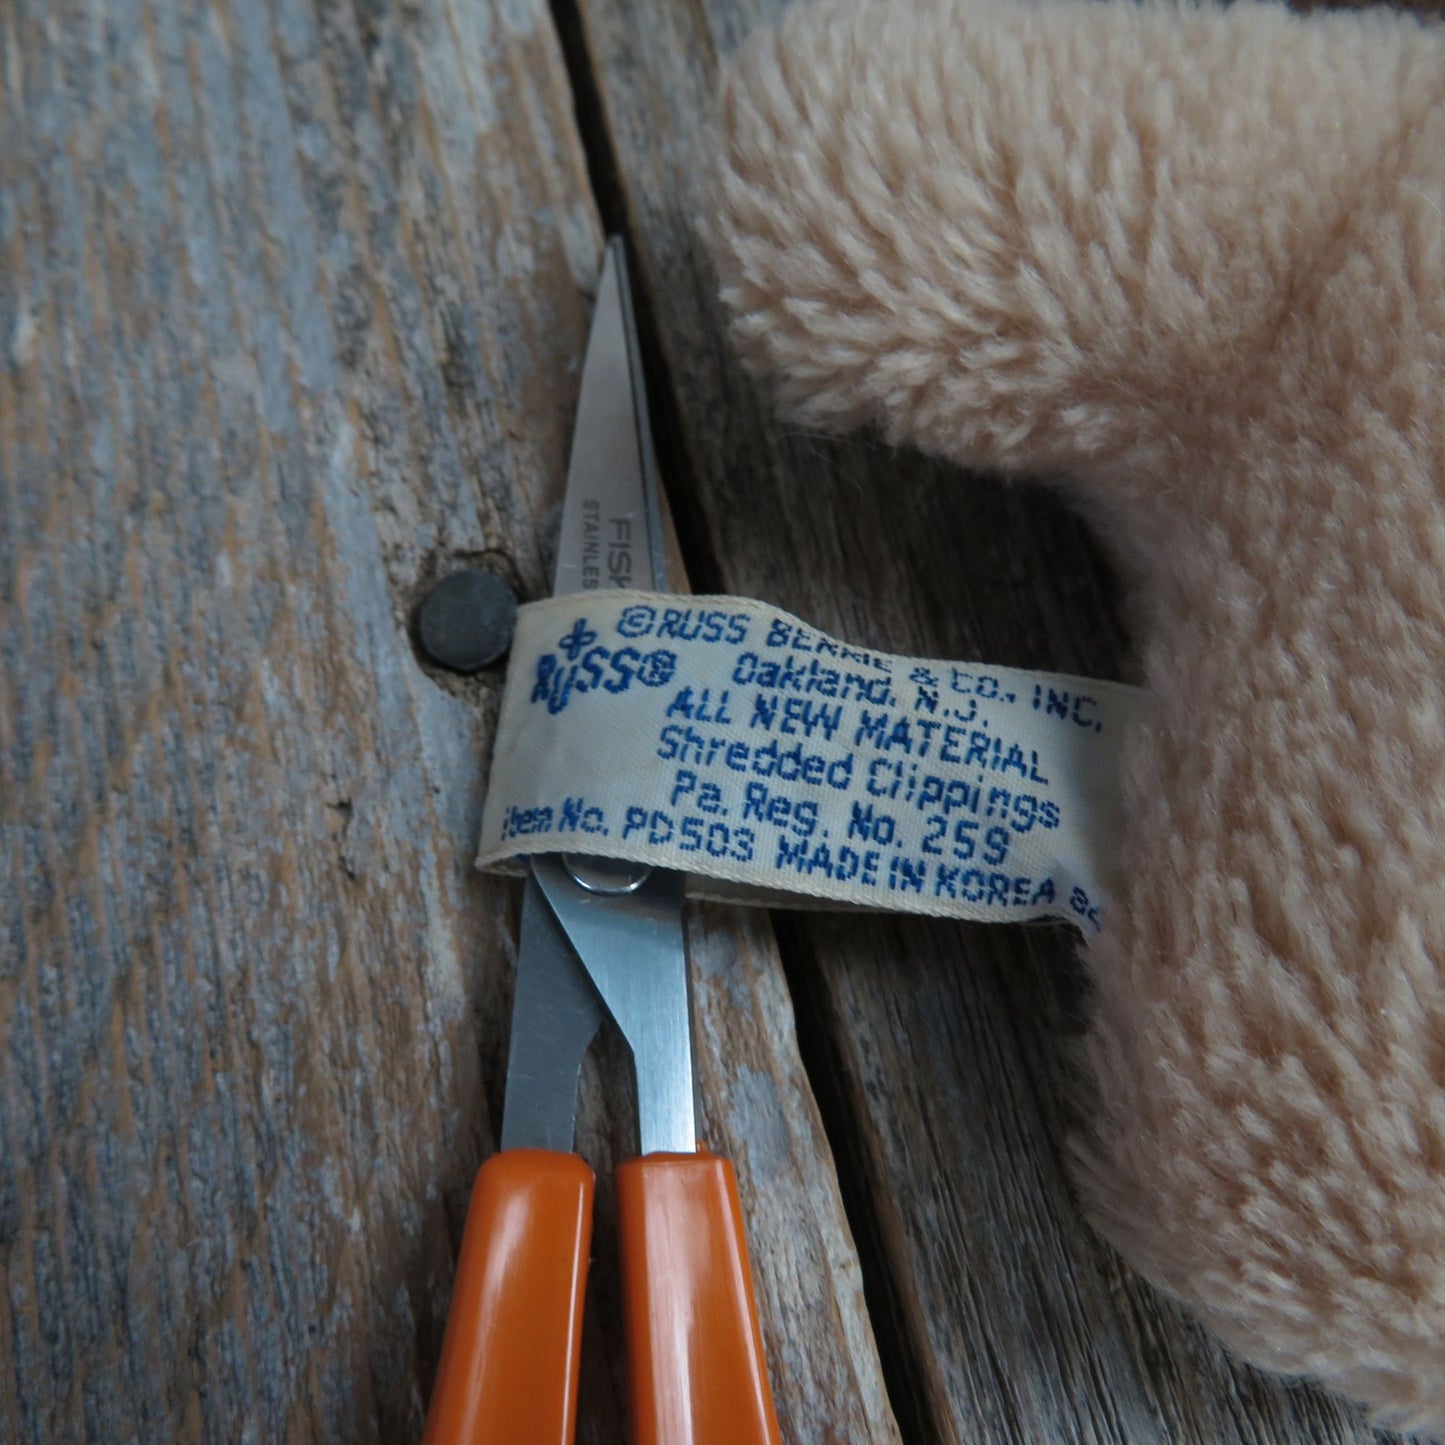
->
[499,877,605,1152]
[515,235,696,1156]
[531,855,694,1156]
[553,235,666,598]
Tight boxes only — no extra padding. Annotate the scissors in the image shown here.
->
[422,239,783,1445]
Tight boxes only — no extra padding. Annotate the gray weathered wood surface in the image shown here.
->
[0,0,1411,1441]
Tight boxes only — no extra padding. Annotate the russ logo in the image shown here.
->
[531,619,677,714]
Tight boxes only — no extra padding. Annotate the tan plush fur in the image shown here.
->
[709,0,1445,1430]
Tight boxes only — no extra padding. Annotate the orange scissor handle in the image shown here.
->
[422,1149,594,1445]
[617,1152,782,1445]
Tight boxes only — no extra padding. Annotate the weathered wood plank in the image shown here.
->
[571,0,1410,1437]
[1,0,593,1436]
[0,0,892,1439]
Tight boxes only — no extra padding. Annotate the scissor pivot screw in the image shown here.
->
[563,854,652,894]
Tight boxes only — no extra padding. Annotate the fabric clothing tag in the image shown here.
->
[478,593,1148,930]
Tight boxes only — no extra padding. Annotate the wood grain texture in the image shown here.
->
[568,0,1413,1438]
[0,0,892,1439]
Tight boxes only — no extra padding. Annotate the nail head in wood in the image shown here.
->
[416,567,519,673]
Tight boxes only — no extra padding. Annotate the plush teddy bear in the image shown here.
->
[709,0,1445,1430]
